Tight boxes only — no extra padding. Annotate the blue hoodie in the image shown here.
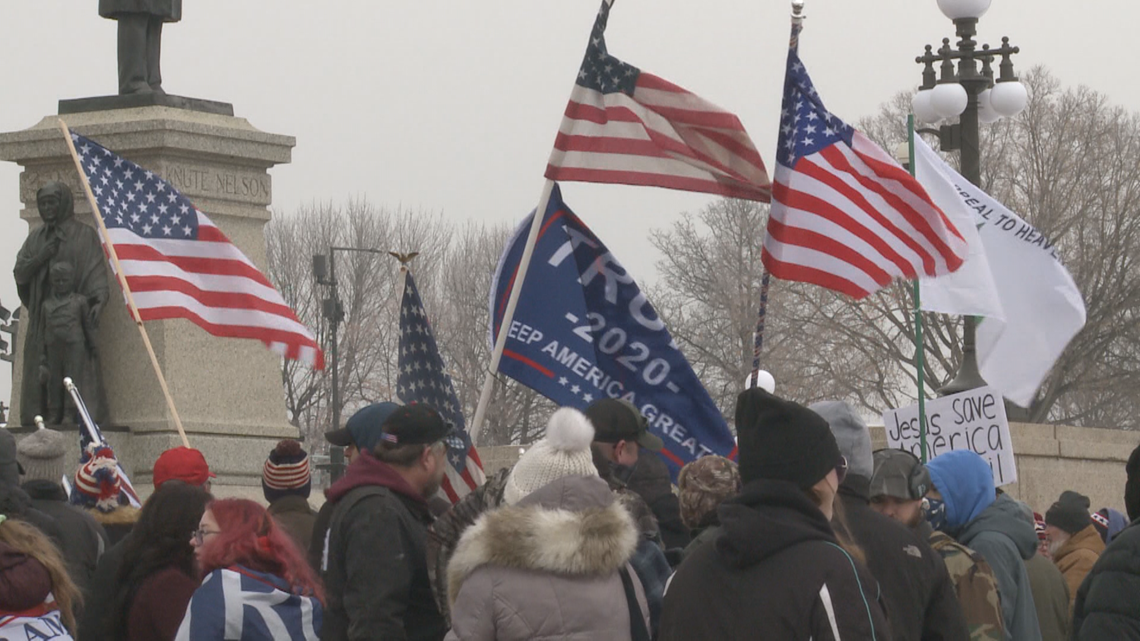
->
[928,451,1041,641]
[926,450,995,531]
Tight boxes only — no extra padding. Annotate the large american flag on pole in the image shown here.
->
[545,0,771,202]
[70,132,324,368]
[396,270,485,503]
[762,40,968,299]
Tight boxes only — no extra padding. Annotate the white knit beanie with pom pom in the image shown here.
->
[503,407,598,505]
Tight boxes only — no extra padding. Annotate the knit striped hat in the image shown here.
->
[262,440,311,503]
[70,444,124,513]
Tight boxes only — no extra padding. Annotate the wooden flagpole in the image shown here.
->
[58,119,190,448]
[469,179,556,445]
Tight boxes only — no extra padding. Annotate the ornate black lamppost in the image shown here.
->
[910,0,1027,395]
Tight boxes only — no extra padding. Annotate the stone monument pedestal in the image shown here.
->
[0,105,299,498]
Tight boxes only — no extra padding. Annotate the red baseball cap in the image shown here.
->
[153,447,216,489]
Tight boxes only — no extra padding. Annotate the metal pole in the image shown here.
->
[328,250,344,482]
[938,17,988,396]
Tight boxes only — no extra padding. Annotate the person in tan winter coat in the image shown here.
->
[1043,491,1104,608]
[445,409,650,641]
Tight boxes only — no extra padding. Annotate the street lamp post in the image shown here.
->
[312,246,387,482]
[910,0,1027,396]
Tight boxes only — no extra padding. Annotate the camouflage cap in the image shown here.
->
[677,455,741,530]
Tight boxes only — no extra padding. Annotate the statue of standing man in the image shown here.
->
[13,183,110,426]
[99,0,182,95]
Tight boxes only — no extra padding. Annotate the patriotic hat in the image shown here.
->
[70,444,124,513]
[262,439,311,503]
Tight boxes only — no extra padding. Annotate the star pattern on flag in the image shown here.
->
[396,272,472,473]
[775,55,855,168]
[74,134,201,239]
[576,1,640,96]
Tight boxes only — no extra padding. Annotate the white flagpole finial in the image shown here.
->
[34,416,46,430]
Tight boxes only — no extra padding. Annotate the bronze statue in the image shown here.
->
[13,183,109,426]
[40,262,98,425]
[99,0,182,95]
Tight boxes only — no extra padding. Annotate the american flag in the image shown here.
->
[762,42,968,299]
[69,132,324,368]
[396,270,485,503]
[545,0,771,202]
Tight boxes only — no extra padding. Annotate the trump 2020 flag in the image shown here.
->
[914,136,1086,407]
[490,184,735,479]
[397,270,485,503]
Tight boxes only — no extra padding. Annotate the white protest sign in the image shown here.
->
[882,386,1017,486]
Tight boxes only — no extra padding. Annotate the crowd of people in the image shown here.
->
[1,389,1138,640]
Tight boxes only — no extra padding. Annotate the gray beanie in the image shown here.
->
[17,429,68,484]
[0,429,18,487]
[810,400,873,480]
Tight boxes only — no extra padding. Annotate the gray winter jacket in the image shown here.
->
[957,494,1042,641]
[445,475,650,641]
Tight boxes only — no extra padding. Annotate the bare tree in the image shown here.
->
[653,68,1140,428]
[266,203,551,448]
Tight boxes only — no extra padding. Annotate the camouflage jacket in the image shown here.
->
[426,467,511,625]
[929,529,1005,641]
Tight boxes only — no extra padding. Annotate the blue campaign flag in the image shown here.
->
[490,184,736,478]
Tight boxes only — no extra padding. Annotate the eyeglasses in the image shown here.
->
[192,527,220,546]
[835,456,849,485]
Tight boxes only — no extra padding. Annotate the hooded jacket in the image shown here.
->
[927,453,1041,641]
[836,476,969,641]
[22,480,108,597]
[320,452,445,641]
[445,475,649,641]
[1050,524,1103,608]
[1071,521,1140,639]
[659,478,889,640]
[0,540,73,641]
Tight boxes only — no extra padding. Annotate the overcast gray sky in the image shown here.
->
[2,0,1138,409]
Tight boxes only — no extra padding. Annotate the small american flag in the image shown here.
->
[545,0,771,202]
[762,39,968,299]
[396,270,485,503]
[70,132,324,368]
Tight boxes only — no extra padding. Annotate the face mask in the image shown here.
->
[924,497,948,532]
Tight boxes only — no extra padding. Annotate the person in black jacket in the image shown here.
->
[321,404,450,641]
[1070,443,1140,639]
[17,427,109,599]
[659,389,889,640]
[812,401,969,641]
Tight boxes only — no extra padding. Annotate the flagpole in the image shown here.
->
[751,0,807,388]
[470,179,556,445]
[58,120,191,449]
[906,114,929,463]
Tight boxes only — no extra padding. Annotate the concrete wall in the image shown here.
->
[478,422,1138,516]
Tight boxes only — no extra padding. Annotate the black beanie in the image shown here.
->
[735,388,841,489]
[1045,490,1092,535]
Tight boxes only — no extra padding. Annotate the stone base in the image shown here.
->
[0,105,298,494]
[59,94,234,117]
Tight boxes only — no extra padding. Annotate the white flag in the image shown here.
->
[914,136,1086,407]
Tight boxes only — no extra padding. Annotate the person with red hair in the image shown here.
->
[180,499,323,640]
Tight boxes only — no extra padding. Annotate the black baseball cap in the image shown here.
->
[584,399,663,452]
[378,404,454,446]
